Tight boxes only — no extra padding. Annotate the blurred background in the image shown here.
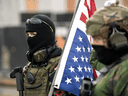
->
[0,0,126,96]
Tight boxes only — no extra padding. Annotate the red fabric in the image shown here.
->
[84,0,96,18]
[90,0,97,17]
[93,68,98,80]
[80,12,87,24]
[55,90,65,96]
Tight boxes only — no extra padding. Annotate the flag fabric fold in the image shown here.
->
[54,0,97,95]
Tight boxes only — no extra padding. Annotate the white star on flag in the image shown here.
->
[83,46,85,52]
[74,76,80,82]
[78,35,83,42]
[84,66,88,72]
[72,56,78,62]
[81,55,84,62]
[69,66,75,72]
[88,66,92,72]
[87,46,91,52]
[75,46,81,52]
[65,78,72,84]
[85,56,88,62]
[77,65,82,72]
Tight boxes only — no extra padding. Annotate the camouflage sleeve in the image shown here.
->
[91,59,128,96]
[109,59,128,96]
[89,49,105,71]
[121,84,128,96]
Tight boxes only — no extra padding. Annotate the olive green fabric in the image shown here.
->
[91,58,128,96]
[86,4,128,37]
[24,56,60,96]
[89,49,105,71]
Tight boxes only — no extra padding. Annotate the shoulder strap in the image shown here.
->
[40,56,60,77]
[107,53,128,70]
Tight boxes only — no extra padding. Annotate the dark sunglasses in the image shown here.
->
[26,18,54,32]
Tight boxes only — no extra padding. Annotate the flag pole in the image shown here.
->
[48,0,81,96]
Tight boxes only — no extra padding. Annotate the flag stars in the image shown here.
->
[69,66,75,72]
[88,67,91,72]
[75,46,81,52]
[77,65,82,72]
[83,46,85,52]
[74,76,80,82]
[81,55,84,62]
[72,56,78,62]
[78,35,83,42]
[65,78,72,84]
[87,46,90,52]
[85,57,88,62]
[84,66,87,72]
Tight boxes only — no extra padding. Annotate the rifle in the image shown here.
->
[10,67,24,96]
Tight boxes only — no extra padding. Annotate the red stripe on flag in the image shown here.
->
[84,0,96,18]
[84,0,90,17]
[80,12,87,24]
[90,0,96,16]
[84,0,89,10]
[93,68,98,80]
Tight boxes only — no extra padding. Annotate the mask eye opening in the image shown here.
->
[26,32,37,37]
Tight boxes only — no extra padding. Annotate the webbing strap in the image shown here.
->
[40,56,60,77]
[40,64,52,77]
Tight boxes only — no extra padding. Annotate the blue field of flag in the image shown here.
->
[59,28,93,96]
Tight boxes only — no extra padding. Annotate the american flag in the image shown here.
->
[53,0,97,96]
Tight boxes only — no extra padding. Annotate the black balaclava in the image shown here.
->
[92,45,128,65]
[25,14,56,62]
[26,14,56,52]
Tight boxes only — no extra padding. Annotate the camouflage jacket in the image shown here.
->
[91,55,128,96]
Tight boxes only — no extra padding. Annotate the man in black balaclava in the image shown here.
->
[23,14,66,96]
[26,15,55,50]
[25,14,58,64]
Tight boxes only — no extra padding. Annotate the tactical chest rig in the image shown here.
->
[24,56,60,96]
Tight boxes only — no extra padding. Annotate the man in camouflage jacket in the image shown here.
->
[86,1,128,96]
